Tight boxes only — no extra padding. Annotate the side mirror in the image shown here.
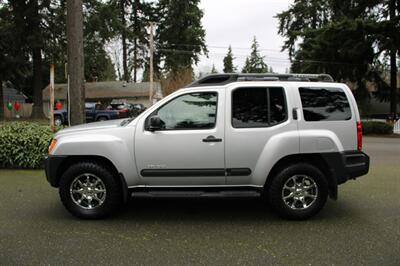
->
[149,115,163,131]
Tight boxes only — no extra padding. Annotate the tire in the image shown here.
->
[97,117,108,121]
[267,163,328,220]
[59,162,122,219]
[54,116,63,126]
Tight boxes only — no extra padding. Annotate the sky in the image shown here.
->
[196,0,294,75]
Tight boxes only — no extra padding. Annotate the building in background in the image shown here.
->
[42,81,163,117]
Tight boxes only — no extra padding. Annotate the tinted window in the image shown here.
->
[232,87,287,128]
[299,87,351,121]
[152,92,217,130]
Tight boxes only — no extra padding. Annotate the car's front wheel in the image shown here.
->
[59,162,122,219]
[267,163,328,220]
[54,115,63,127]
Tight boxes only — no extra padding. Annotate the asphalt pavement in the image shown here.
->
[0,137,399,265]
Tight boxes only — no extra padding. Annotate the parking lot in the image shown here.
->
[0,137,399,265]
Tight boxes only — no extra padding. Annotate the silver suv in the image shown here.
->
[45,73,369,220]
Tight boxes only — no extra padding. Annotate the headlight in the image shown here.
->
[48,139,57,155]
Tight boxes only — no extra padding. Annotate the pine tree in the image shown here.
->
[242,37,268,73]
[276,0,400,106]
[223,45,236,73]
[156,0,207,74]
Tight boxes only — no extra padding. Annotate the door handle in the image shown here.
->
[202,135,222,142]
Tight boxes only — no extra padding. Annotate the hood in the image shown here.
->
[56,119,127,136]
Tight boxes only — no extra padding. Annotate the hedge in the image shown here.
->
[362,121,393,135]
[0,122,55,168]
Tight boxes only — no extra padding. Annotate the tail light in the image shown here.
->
[119,108,129,113]
[357,121,362,151]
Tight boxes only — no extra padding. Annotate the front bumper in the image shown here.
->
[44,155,66,187]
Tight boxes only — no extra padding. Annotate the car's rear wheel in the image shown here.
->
[59,162,122,219]
[267,163,328,220]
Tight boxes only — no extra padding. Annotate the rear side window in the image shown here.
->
[299,87,351,121]
[232,87,287,128]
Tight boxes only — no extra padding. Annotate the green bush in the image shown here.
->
[362,121,393,135]
[0,122,55,168]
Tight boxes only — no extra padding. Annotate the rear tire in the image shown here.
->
[267,163,328,220]
[59,162,122,219]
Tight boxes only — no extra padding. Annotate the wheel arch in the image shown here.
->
[264,153,338,200]
[56,155,129,202]
[96,115,109,121]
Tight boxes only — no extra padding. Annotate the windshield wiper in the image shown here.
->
[120,117,136,126]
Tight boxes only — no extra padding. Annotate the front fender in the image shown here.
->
[52,130,137,185]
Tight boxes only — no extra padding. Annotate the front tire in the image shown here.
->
[59,162,122,219]
[54,115,63,126]
[267,163,328,220]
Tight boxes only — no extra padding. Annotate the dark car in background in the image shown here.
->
[54,102,121,126]
[110,102,146,118]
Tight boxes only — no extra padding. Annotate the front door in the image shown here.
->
[135,90,225,185]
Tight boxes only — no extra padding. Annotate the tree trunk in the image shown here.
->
[389,0,397,117]
[67,0,85,125]
[31,47,44,119]
[121,0,129,82]
[133,0,139,82]
[0,78,3,120]
[30,0,44,119]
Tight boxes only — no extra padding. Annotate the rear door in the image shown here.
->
[85,103,95,122]
[225,84,296,185]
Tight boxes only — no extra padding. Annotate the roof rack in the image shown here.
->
[186,73,334,87]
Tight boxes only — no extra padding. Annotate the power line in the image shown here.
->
[156,43,285,53]
[157,48,371,66]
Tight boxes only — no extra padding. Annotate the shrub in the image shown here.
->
[362,121,393,135]
[0,122,55,168]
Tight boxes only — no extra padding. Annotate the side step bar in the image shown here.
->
[131,190,262,198]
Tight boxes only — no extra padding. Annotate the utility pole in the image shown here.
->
[389,0,398,119]
[149,22,155,105]
[49,64,55,131]
[67,0,85,125]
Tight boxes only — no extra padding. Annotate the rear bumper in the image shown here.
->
[343,151,370,179]
[321,151,370,185]
[44,155,66,187]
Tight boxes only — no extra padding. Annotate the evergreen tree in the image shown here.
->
[109,0,154,82]
[242,37,268,73]
[156,0,207,74]
[223,45,236,73]
[276,0,400,108]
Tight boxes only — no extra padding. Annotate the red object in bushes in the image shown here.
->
[55,101,62,110]
[14,101,21,111]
